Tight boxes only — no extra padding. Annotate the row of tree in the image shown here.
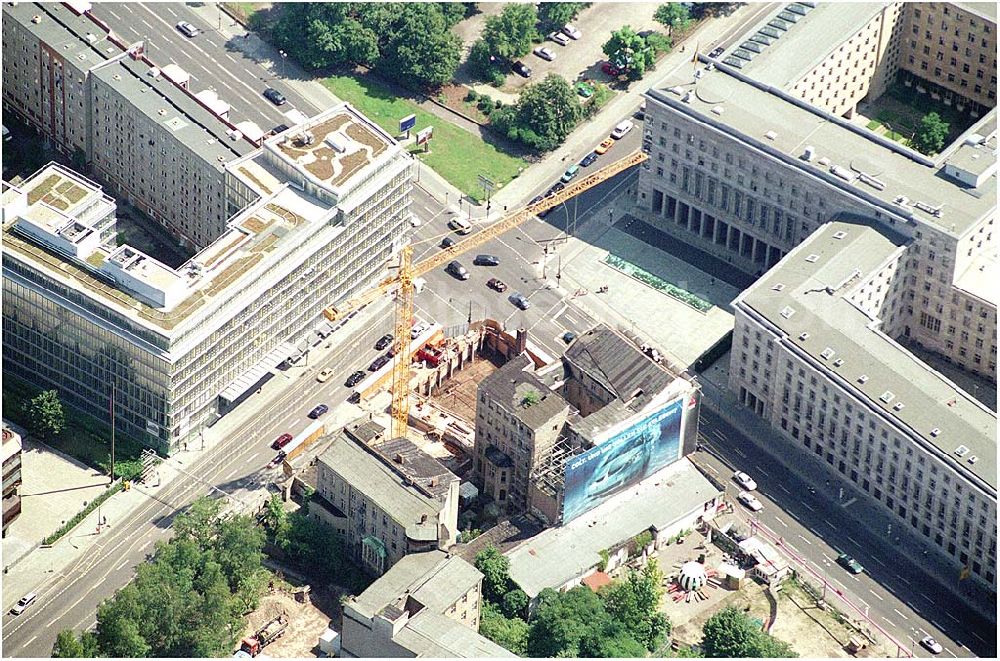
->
[53,498,266,657]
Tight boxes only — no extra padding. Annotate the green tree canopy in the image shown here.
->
[600,559,670,650]
[537,2,589,31]
[479,601,530,656]
[495,73,582,152]
[474,545,512,603]
[579,620,649,657]
[603,25,657,80]
[481,3,539,61]
[701,606,798,658]
[501,587,529,619]
[380,4,462,88]
[527,586,612,657]
[912,111,950,154]
[52,630,99,657]
[28,389,64,440]
[654,3,692,33]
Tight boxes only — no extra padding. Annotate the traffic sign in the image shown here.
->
[477,174,496,193]
[399,114,416,134]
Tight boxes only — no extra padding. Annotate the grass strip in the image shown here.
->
[42,481,122,546]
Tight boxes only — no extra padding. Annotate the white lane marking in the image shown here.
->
[896,575,911,585]
[563,314,579,326]
[824,519,836,530]
[881,616,896,628]
[123,4,134,11]
[871,556,886,567]
[841,496,857,507]
[734,447,747,458]
[773,515,788,528]
[785,541,799,554]
[24,635,38,649]
[971,631,985,643]
[107,9,121,21]
[115,558,130,571]
[894,608,909,621]
[847,536,861,547]
[945,612,959,623]
[755,467,770,478]
[869,590,884,601]
[778,484,791,494]
[250,451,261,462]
[800,501,815,512]
[920,593,933,605]
[139,540,151,553]
[796,534,812,545]
[944,649,957,657]
[140,18,155,32]
[808,526,822,537]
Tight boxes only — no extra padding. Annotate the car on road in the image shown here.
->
[176,21,199,38]
[411,320,430,339]
[576,81,595,98]
[561,24,582,40]
[263,87,287,106]
[602,61,622,76]
[709,46,726,58]
[836,553,864,574]
[549,182,566,195]
[595,137,615,154]
[487,278,508,292]
[529,195,544,206]
[537,204,553,218]
[375,333,394,350]
[548,31,570,46]
[441,236,456,249]
[512,61,532,78]
[737,491,763,512]
[509,293,531,310]
[316,368,335,383]
[919,636,943,654]
[533,46,556,61]
[634,101,646,120]
[408,213,421,227]
[10,592,36,616]
[447,210,473,235]
[369,354,391,372]
[580,152,599,167]
[474,254,500,266]
[561,165,580,183]
[307,404,329,419]
[733,471,757,491]
[267,451,287,468]
[271,433,293,450]
[446,260,470,280]
[611,120,634,139]
[345,370,365,387]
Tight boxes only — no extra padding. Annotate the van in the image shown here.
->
[611,120,634,139]
[11,592,37,616]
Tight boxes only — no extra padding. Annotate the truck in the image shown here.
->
[239,613,288,657]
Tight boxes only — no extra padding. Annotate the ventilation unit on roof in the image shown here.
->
[858,173,886,191]
[879,391,894,403]
[893,195,910,207]
[669,86,685,95]
[893,402,905,411]
[802,146,815,161]
[833,230,847,240]
[805,254,819,263]
[820,348,835,360]
[930,428,941,437]
[772,283,785,291]
[913,200,943,217]
[682,91,693,103]
[765,130,777,140]
[798,332,809,341]
[831,165,855,182]
[954,444,969,456]
[968,456,979,465]
[706,62,715,71]
[694,69,704,80]
[832,359,844,367]
[858,374,869,384]
[31,14,42,23]
[780,306,795,319]
[712,106,725,115]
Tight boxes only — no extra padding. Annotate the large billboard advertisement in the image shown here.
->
[562,397,684,523]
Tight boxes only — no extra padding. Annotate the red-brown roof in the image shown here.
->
[581,571,612,592]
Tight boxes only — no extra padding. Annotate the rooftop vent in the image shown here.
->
[805,254,820,263]
[930,428,941,437]
[858,172,886,190]
[669,86,685,95]
[694,69,704,80]
[893,195,910,207]
[954,444,968,456]
[711,105,725,115]
[395,453,405,464]
[833,230,847,240]
[780,306,795,319]
[772,283,785,291]
[830,165,855,182]
[682,91,693,103]
[31,15,42,23]
[913,200,943,217]
[893,402,905,411]
[879,391,894,403]
[968,456,979,465]
[832,358,844,367]
[820,347,835,360]
[85,33,97,44]
[802,145,815,161]
[765,130,777,140]
[798,331,810,341]
[858,374,869,384]
[817,156,832,167]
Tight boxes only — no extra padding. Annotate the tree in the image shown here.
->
[537,2,588,31]
[474,545,512,603]
[912,111,950,154]
[481,3,539,61]
[579,620,649,657]
[468,38,506,85]
[508,74,582,151]
[600,559,670,650]
[53,630,94,657]
[501,587,529,619]
[28,389,64,440]
[272,4,378,70]
[701,606,797,658]
[527,586,612,657]
[654,3,691,34]
[380,4,462,88]
[479,601,530,656]
[172,497,223,549]
[437,1,472,27]
[603,26,657,80]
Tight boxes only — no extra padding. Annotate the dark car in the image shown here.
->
[307,404,329,419]
[709,46,725,58]
[580,152,599,167]
[562,331,577,344]
[271,433,293,450]
[509,293,531,310]
[441,236,456,249]
[474,254,500,266]
[263,87,287,106]
[347,392,361,404]
[836,553,864,574]
[446,260,470,280]
[267,450,287,468]
[369,354,391,372]
[550,182,566,194]
[529,195,544,207]
[487,278,508,292]
[345,370,365,387]
[512,61,532,78]
[601,61,622,76]
[375,333,394,350]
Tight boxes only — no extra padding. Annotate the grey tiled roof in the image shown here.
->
[478,354,571,428]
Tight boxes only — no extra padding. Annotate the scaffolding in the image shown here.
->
[529,436,580,498]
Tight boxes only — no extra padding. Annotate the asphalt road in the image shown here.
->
[695,408,996,659]
[92,3,318,132]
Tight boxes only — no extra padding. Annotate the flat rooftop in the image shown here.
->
[647,68,996,238]
[4,2,111,73]
[735,220,996,491]
[954,1,998,22]
[955,245,998,305]
[506,457,721,598]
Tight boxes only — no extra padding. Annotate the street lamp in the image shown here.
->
[279,50,287,79]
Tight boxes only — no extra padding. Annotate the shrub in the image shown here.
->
[488,69,507,87]
[43,482,122,545]
[465,89,479,102]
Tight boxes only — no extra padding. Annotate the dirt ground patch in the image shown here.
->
[242,589,337,658]
[428,355,500,423]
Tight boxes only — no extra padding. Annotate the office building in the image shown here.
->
[730,219,996,592]
[2,423,23,537]
[341,550,515,658]
[314,431,459,577]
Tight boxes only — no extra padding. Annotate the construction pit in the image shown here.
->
[242,587,337,658]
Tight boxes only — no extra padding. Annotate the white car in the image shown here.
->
[548,31,570,46]
[561,24,582,40]
[919,637,943,655]
[533,46,556,62]
[408,213,422,227]
[733,471,757,491]
[611,120,634,139]
[411,321,430,340]
[175,21,199,38]
[737,491,763,512]
[10,592,36,616]
[316,368,334,383]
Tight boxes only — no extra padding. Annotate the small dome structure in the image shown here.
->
[678,560,708,592]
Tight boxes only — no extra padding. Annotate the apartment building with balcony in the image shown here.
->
[2,423,24,537]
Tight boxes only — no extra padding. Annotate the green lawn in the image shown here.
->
[322,74,528,202]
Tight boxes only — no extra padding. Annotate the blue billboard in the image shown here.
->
[562,398,684,523]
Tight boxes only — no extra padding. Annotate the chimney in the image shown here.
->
[429,478,437,487]
[515,328,528,355]
[395,453,404,464]
[420,514,428,523]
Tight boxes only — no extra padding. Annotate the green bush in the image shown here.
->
[465,89,479,102]
[488,69,507,87]
[43,482,122,546]
[494,98,504,109]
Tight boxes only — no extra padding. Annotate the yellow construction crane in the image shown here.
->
[323,148,648,438]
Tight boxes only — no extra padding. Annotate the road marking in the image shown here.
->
[971,631,985,643]
[894,608,909,621]
[871,556,886,567]
[841,497,857,508]
[773,515,788,528]
[24,635,37,649]
[734,447,746,458]
[920,593,933,605]
[944,649,957,657]
[755,467,770,478]
[796,534,812,545]
[869,590,884,601]
[896,575,911,585]
[846,536,861,547]
[945,612,959,623]
[824,519,836,530]
[115,559,130,571]
[139,540,151,553]
[140,18,154,31]
[800,501,815,511]
[881,616,896,628]
[778,484,791,494]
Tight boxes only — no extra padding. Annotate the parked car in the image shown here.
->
[836,553,864,574]
[411,320,430,339]
[737,491,763,512]
[634,101,646,120]
[601,61,622,76]
[548,31,570,46]
[512,61,532,78]
[316,368,334,383]
[263,87,287,106]
[474,254,500,266]
[576,81,595,98]
[446,260,470,280]
[561,165,580,183]
[441,236,456,249]
[487,278,508,292]
[369,354,391,371]
[561,24,582,40]
[408,213,421,227]
[919,636,943,655]
[533,46,556,61]
[307,404,329,419]
[709,46,726,58]
[611,120,634,139]
[580,152,599,167]
[595,137,615,154]
[549,182,566,194]
[345,370,365,387]
[733,471,757,491]
[10,592,37,616]
[347,392,361,404]
[175,21,199,38]
[509,293,531,310]
[375,333,394,350]
[562,331,577,344]
[267,451,287,469]
[271,433,293,450]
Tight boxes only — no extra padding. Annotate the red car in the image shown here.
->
[271,433,293,450]
[602,61,622,76]
[487,278,508,292]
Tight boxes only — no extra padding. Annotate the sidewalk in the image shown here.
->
[696,358,997,623]
[1,298,390,614]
